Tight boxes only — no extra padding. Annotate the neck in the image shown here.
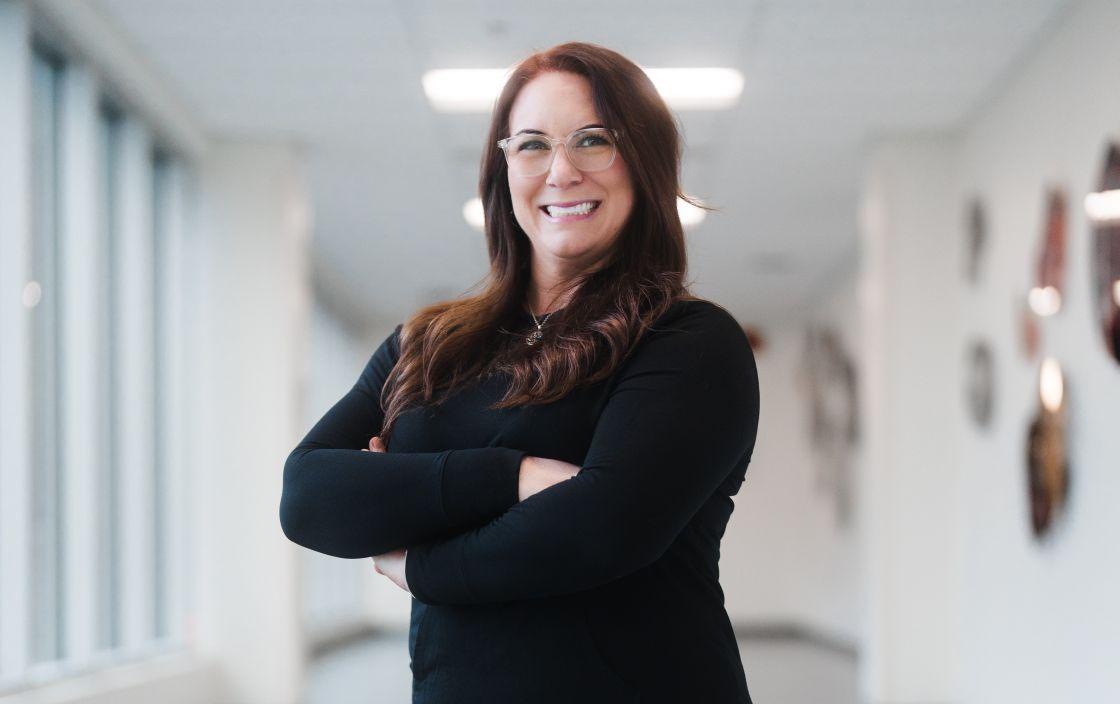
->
[526,279,576,317]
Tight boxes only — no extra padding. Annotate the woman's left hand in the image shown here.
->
[365,435,411,595]
[372,547,410,595]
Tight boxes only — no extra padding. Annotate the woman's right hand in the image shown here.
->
[518,455,580,502]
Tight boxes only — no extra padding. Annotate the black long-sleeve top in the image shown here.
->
[280,298,761,704]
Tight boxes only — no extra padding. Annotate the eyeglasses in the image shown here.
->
[497,127,620,178]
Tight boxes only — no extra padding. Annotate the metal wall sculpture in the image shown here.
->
[798,326,859,528]
[964,339,995,430]
[964,196,987,285]
[1025,358,1071,540]
[1088,143,1120,364]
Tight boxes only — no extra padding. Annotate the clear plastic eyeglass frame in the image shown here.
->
[497,127,621,177]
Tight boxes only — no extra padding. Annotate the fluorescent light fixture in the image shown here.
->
[645,68,744,110]
[423,67,744,113]
[424,69,513,113]
[1085,188,1120,224]
[678,197,707,228]
[463,197,485,231]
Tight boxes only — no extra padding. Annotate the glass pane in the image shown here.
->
[29,47,65,665]
[96,103,124,652]
[151,150,171,639]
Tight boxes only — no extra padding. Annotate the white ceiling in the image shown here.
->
[93,0,1075,332]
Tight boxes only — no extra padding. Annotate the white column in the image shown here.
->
[187,140,310,704]
[59,61,101,665]
[857,137,963,703]
[0,0,33,679]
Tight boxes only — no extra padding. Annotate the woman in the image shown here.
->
[280,41,761,704]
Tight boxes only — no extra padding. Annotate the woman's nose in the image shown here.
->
[546,146,583,188]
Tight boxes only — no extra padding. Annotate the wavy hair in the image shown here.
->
[378,41,712,444]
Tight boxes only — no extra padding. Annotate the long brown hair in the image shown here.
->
[378,41,711,444]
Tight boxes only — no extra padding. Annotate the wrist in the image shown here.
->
[403,549,411,595]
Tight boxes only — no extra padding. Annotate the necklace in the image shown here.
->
[525,307,557,346]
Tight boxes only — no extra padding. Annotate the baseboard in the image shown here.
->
[731,620,860,660]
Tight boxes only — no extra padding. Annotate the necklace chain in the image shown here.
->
[525,306,557,346]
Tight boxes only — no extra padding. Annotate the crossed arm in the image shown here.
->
[280,305,760,606]
[279,324,527,558]
[403,306,760,605]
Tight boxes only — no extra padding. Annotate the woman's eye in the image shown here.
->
[518,140,548,151]
[576,135,607,147]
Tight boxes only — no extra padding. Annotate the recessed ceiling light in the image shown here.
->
[423,67,744,113]
[463,197,485,231]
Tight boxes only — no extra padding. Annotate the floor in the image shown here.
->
[304,631,859,704]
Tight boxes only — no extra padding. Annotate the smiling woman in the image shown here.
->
[280,41,760,704]
[501,72,634,283]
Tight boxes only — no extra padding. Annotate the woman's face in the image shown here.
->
[505,71,634,273]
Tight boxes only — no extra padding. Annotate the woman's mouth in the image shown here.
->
[540,200,602,222]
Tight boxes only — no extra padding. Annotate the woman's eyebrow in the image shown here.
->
[512,123,605,136]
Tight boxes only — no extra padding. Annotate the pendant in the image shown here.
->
[526,328,543,345]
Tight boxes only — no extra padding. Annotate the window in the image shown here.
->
[96,100,124,652]
[0,26,191,692]
[29,42,66,668]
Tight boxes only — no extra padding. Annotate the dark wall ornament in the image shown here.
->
[1029,188,1068,317]
[1025,357,1072,540]
[963,339,995,429]
[963,196,987,285]
[797,325,859,529]
[1086,142,1120,365]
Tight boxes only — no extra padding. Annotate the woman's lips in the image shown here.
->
[539,200,602,222]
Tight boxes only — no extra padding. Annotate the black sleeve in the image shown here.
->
[403,303,760,604]
[279,324,527,558]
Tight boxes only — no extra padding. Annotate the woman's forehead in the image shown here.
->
[508,72,600,136]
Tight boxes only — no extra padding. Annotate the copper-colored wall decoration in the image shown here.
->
[742,325,766,354]
[797,326,859,528]
[1025,357,1071,540]
[964,196,987,285]
[1020,297,1040,361]
[964,339,995,429]
[1088,143,1120,364]
[1028,188,1068,317]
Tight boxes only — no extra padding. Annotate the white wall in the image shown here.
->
[951,0,1120,700]
[722,264,864,650]
[859,135,962,703]
[859,0,1120,701]
[187,140,311,703]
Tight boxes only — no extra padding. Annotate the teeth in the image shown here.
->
[546,201,597,217]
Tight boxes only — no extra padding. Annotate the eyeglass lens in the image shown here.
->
[504,129,617,177]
